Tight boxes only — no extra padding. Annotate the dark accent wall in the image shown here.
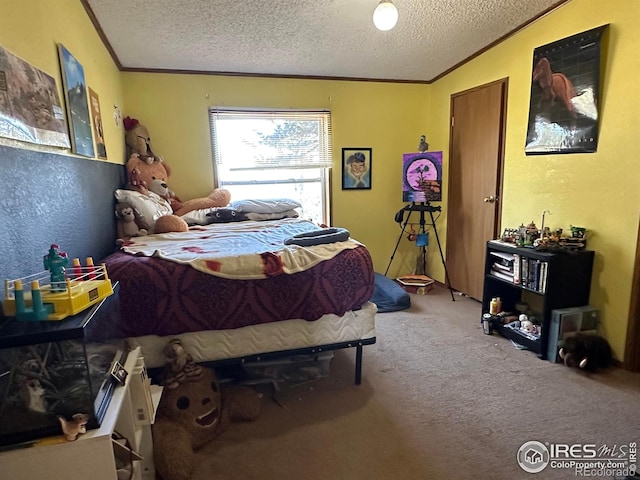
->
[0,145,125,300]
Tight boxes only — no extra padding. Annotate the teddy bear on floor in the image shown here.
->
[153,339,262,480]
[559,333,613,372]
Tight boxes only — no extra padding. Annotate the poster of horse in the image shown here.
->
[525,25,608,154]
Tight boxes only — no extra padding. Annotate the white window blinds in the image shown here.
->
[209,109,332,171]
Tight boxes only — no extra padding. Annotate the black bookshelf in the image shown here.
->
[482,241,594,359]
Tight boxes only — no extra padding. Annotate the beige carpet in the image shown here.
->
[191,286,640,480]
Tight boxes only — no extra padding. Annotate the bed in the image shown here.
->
[99,216,377,384]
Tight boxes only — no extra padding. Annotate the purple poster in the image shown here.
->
[402,151,442,203]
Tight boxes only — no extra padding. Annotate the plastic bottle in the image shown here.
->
[495,297,502,313]
[490,297,498,315]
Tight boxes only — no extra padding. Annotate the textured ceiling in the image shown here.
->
[84,0,568,83]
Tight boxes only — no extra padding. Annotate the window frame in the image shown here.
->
[209,108,332,225]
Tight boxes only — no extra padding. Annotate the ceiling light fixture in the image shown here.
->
[373,0,399,31]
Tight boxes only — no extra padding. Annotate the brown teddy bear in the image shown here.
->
[126,153,183,213]
[153,340,262,480]
[123,116,231,224]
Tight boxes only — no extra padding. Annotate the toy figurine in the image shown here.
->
[57,413,90,441]
[43,244,69,292]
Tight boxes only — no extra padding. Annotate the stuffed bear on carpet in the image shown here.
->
[153,340,262,480]
[559,333,613,372]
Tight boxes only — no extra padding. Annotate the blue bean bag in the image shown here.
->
[370,272,411,313]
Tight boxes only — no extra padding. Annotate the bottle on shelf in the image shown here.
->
[489,297,499,315]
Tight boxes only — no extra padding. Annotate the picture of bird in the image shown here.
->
[418,135,429,152]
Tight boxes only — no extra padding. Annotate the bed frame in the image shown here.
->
[195,340,375,385]
[0,144,376,384]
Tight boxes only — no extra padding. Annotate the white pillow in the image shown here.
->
[229,198,301,213]
[245,210,299,221]
[180,207,215,225]
[114,189,173,230]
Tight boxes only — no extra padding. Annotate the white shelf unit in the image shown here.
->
[0,347,161,480]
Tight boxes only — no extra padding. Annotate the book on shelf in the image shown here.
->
[513,253,521,284]
[491,262,512,273]
[489,269,514,282]
[395,274,435,287]
[489,250,515,267]
[538,261,548,293]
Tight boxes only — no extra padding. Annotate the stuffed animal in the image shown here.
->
[205,207,247,224]
[123,116,231,219]
[115,202,148,244]
[122,153,188,233]
[153,340,262,480]
[559,333,613,372]
[172,188,232,217]
[153,214,190,234]
[123,116,162,163]
[161,338,203,389]
[126,153,183,212]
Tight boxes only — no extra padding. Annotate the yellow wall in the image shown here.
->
[121,73,431,275]
[1,0,638,360]
[428,0,640,359]
[0,0,126,164]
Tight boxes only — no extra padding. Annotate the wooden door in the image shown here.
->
[446,79,507,300]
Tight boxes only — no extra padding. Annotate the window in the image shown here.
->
[209,109,332,224]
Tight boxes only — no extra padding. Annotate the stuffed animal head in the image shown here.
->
[559,333,613,372]
[156,367,225,449]
[152,340,262,480]
[126,153,172,198]
[124,116,159,162]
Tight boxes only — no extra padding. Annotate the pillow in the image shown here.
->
[180,207,214,226]
[370,273,411,313]
[244,210,299,221]
[114,189,173,231]
[229,198,301,214]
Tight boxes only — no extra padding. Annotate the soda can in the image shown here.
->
[482,313,492,335]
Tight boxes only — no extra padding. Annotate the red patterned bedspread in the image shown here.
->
[101,245,374,339]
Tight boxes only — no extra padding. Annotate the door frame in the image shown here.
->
[446,78,508,297]
[624,218,640,371]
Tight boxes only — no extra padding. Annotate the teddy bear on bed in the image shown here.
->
[153,339,263,480]
[115,202,147,245]
[123,116,232,232]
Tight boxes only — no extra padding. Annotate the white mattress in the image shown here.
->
[124,301,377,369]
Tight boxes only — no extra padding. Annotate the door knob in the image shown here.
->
[483,195,495,203]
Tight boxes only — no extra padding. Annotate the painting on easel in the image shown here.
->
[525,25,608,155]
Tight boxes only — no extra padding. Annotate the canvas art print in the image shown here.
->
[58,44,94,157]
[0,44,69,147]
[342,148,372,190]
[525,25,608,154]
[402,151,442,203]
[88,87,107,159]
